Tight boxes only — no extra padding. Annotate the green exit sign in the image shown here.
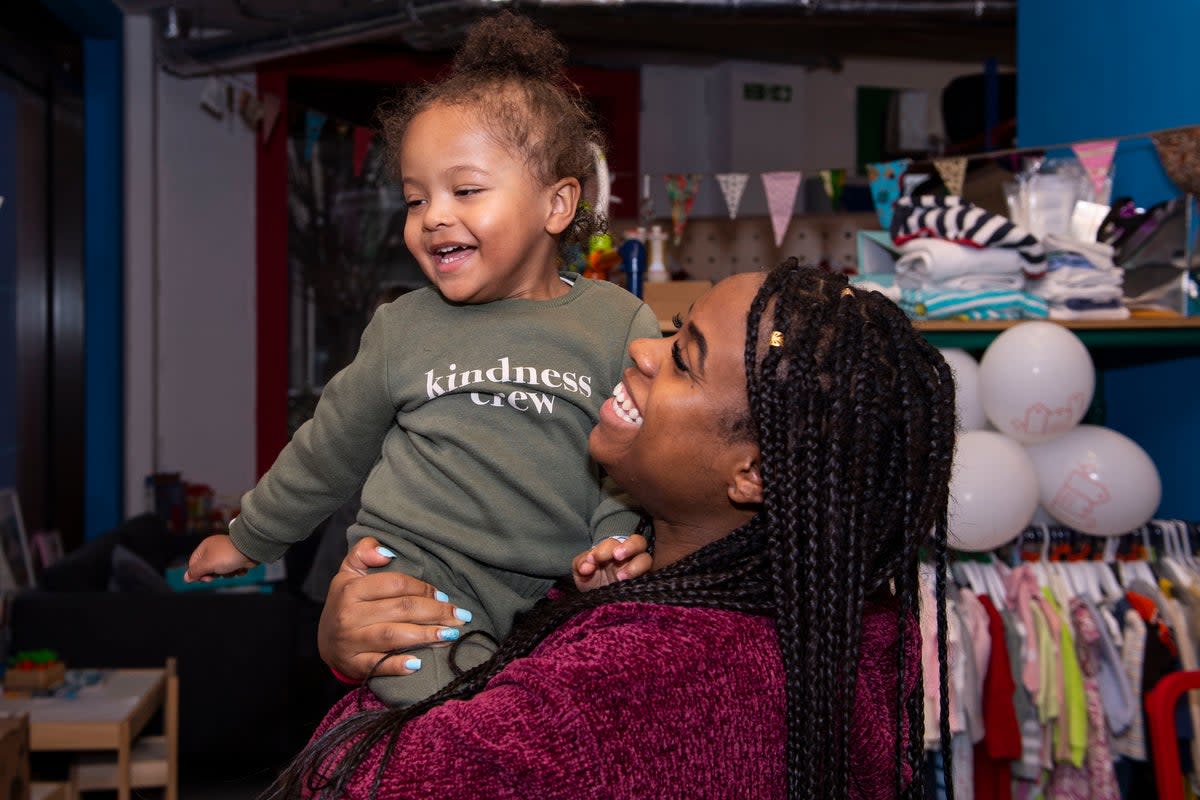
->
[743,83,792,103]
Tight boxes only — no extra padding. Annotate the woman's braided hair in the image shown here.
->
[269,260,956,800]
[378,11,606,252]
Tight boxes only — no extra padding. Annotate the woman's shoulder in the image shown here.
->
[532,603,778,672]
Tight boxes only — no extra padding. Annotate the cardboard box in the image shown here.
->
[643,280,713,333]
[5,663,65,693]
[0,715,30,800]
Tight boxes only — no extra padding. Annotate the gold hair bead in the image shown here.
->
[769,331,785,348]
[840,287,854,297]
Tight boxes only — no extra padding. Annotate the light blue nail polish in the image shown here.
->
[454,608,473,623]
[376,545,398,559]
[404,657,422,671]
[434,590,449,603]
[438,627,461,641]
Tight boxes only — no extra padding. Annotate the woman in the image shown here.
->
[277,261,956,799]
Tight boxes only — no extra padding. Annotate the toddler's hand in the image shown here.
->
[572,534,651,592]
[185,534,259,583]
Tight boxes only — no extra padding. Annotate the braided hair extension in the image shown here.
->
[742,260,956,798]
[267,260,956,800]
[377,11,606,251]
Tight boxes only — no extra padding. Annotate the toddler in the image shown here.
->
[186,12,660,706]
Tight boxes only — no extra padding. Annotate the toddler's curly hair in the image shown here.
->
[380,11,606,249]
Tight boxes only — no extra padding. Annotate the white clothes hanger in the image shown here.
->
[1067,559,1103,605]
[1135,526,1157,587]
[1154,519,1189,590]
[980,557,1008,609]
[1032,525,1051,589]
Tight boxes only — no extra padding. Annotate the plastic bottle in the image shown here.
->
[646,224,670,283]
[618,231,647,299]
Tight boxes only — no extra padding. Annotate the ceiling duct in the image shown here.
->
[119,0,1015,77]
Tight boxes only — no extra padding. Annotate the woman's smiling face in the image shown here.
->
[589,273,765,527]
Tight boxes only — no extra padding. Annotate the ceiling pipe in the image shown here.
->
[147,0,1014,77]
[153,0,473,76]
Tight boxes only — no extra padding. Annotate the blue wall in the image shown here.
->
[1019,0,1200,519]
[83,36,123,538]
[42,0,124,537]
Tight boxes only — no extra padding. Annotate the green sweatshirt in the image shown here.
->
[229,275,660,641]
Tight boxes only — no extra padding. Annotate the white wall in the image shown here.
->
[804,57,986,171]
[124,17,258,511]
[123,14,155,517]
[640,56,986,221]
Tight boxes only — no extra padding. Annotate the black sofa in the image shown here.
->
[11,513,348,776]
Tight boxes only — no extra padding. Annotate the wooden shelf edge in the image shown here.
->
[916,316,1200,352]
[914,317,1200,333]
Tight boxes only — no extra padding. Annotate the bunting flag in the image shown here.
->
[1070,139,1118,199]
[715,173,749,220]
[200,77,225,119]
[303,111,327,163]
[238,89,263,129]
[664,173,702,245]
[639,174,655,229]
[819,168,846,211]
[866,158,911,231]
[353,127,375,177]
[260,94,282,144]
[1151,127,1200,196]
[932,157,967,197]
[761,171,802,248]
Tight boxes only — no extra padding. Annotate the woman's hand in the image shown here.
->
[319,537,472,682]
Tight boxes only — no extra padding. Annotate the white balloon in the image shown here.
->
[1025,424,1162,537]
[978,321,1095,444]
[948,430,1040,552]
[940,348,988,431]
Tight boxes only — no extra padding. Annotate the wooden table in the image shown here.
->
[0,669,166,800]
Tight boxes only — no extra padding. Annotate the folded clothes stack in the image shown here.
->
[1030,233,1129,321]
[882,195,1048,321]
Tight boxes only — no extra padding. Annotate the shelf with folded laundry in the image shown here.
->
[852,192,1200,363]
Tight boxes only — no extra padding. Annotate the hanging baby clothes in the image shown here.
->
[1045,601,1121,800]
[1110,605,1148,762]
[1079,597,1136,739]
[950,589,977,800]
[1004,564,1043,699]
[974,595,1023,800]
[1001,606,1045,785]
[1042,589,1088,770]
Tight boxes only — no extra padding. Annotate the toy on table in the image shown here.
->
[5,649,66,693]
[582,233,621,281]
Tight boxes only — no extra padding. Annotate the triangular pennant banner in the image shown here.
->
[639,174,655,228]
[932,157,967,197]
[199,77,225,119]
[761,171,802,248]
[303,111,326,163]
[664,173,702,246]
[715,173,749,220]
[1071,139,1117,199]
[260,94,281,144]
[1152,127,1200,195]
[819,168,846,211]
[353,127,375,177]
[866,158,911,231]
